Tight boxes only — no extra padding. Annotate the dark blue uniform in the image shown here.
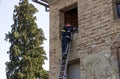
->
[61,26,74,56]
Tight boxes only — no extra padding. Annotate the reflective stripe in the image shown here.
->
[65,36,70,38]
[62,30,66,32]
[67,31,70,32]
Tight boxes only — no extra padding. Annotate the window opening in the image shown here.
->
[59,3,78,38]
[113,0,120,19]
[67,60,80,79]
[116,3,120,18]
[64,7,78,27]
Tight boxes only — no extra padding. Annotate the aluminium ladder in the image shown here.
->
[59,43,71,79]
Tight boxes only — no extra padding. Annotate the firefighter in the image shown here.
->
[61,23,78,59]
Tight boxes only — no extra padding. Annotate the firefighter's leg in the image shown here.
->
[64,38,71,56]
[62,38,69,59]
[62,38,66,59]
[62,38,65,54]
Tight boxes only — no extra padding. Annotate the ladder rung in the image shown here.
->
[59,75,67,79]
[61,65,65,67]
[63,57,69,59]
[59,77,63,79]
[61,67,65,71]
[60,71,64,72]
[60,71,64,76]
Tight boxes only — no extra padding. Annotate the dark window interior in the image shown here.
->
[67,58,80,79]
[64,8,78,27]
[117,3,120,18]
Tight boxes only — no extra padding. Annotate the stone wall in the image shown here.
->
[49,0,120,79]
[82,49,119,79]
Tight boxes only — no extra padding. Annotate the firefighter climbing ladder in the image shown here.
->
[59,43,71,79]
[59,27,78,79]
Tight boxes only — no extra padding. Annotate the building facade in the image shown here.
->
[48,0,120,79]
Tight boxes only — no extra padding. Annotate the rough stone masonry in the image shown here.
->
[49,0,120,79]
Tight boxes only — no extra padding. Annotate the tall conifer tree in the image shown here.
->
[5,0,48,79]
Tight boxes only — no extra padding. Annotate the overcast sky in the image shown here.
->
[0,0,49,79]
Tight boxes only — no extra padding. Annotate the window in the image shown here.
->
[113,0,120,19]
[59,3,78,28]
[59,3,78,38]
[116,3,120,18]
[67,59,80,79]
[64,7,78,27]
[67,63,80,79]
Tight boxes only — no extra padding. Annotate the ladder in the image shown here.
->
[59,43,71,79]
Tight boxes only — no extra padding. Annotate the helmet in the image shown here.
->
[66,23,71,27]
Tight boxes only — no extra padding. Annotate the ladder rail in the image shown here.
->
[59,31,78,79]
[59,43,71,79]
[63,43,71,79]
